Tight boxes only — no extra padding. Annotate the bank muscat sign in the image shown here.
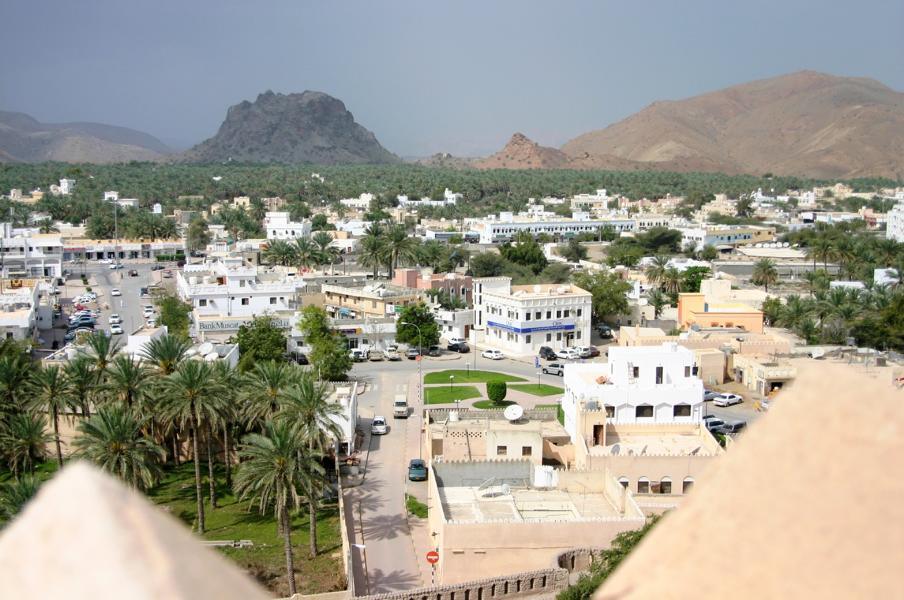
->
[198,317,293,332]
[486,319,574,334]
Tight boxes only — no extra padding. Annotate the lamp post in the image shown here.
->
[449,374,454,392]
[536,370,541,387]
[401,320,423,411]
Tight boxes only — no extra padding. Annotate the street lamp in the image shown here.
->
[449,374,454,392]
[400,320,423,413]
[536,370,541,387]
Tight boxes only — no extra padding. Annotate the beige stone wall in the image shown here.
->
[694,349,726,385]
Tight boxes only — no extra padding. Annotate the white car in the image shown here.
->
[713,393,743,407]
[481,349,504,360]
[556,347,582,360]
[110,288,121,296]
[109,314,122,325]
[99,258,112,264]
[146,317,157,327]
[447,337,467,346]
[110,324,123,335]
[371,416,388,435]
[108,263,119,270]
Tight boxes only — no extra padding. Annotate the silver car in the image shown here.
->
[371,416,388,435]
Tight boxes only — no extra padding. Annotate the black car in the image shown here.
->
[447,342,470,353]
[293,352,309,365]
[538,346,558,360]
[151,265,164,271]
[427,345,442,357]
[597,324,613,338]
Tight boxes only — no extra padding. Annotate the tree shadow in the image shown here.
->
[370,568,422,592]
[362,513,409,541]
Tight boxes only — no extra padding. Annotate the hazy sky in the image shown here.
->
[2,1,902,156]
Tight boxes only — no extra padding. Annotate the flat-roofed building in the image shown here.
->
[0,225,63,278]
[264,211,312,240]
[322,281,423,320]
[678,292,764,334]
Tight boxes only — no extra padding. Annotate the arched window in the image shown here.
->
[659,476,672,494]
[618,476,629,489]
[683,477,695,494]
[637,477,650,494]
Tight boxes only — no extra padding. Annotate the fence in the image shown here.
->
[354,568,569,600]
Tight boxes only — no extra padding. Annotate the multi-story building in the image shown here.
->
[570,189,609,212]
[177,257,305,339]
[677,290,765,334]
[679,225,776,251]
[472,212,635,244]
[473,278,592,354]
[61,237,184,262]
[0,225,63,278]
[321,281,423,320]
[59,178,76,195]
[0,278,54,341]
[392,268,473,305]
[264,212,312,240]
[338,193,374,211]
[886,202,904,243]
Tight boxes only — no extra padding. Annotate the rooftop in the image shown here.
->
[590,425,720,457]
[439,486,624,523]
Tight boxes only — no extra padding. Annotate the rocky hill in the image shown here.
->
[0,111,170,163]
[562,71,904,179]
[182,90,398,164]
[474,133,571,169]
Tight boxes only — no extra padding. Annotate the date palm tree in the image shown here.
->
[808,234,836,270]
[235,421,315,597]
[293,238,320,271]
[160,360,225,533]
[105,355,154,409]
[212,361,241,488]
[63,356,97,418]
[644,255,670,289]
[0,474,41,522]
[661,267,683,296]
[241,361,300,428]
[28,365,72,469]
[0,413,52,477]
[73,406,165,490]
[140,334,190,376]
[277,373,341,557]
[0,353,32,423]
[647,289,668,320]
[752,258,779,293]
[383,223,418,279]
[262,239,297,267]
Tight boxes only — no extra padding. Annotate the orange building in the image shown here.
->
[677,292,764,334]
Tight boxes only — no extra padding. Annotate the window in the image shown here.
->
[536,311,541,319]
[683,478,695,494]
[604,405,615,418]
[241,298,250,306]
[655,366,663,384]
[564,310,570,318]
[521,446,532,457]
[576,331,581,340]
[632,366,640,378]
[673,404,691,417]
[546,310,551,319]
[525,312,531,320]
[556,310,562,318]
[636,405,653,418]
[496,445,507,456]
[270,297,277,305]
[577,308,582,317]
[371,300,377,308]
[556,333,562,341]
[684,366,691,377]
[659,478,672,494]
[239,280,246,287]
[546,333,552,342]
[637,478,650,494]
[526,335,531,343]
[198,299,207,307]
[618,477,629,489]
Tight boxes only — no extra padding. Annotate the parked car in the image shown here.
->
[703,390,721,401]
[129,269,139,277]
[109,314,122,325]
[64,328,93,342]
[349,349,368,362]
[481,349,504,360]
[597,324,613,338]
[538,346,558,361]
[542,362,566,376]
[371,416,388,435]
[447,337,467,346]
[162,271,173,278]
[447,342,470,353]
[110,288,121,297]
[408,459,428,481]
[714,393,743,407]
[108,263,121,270]
[714,420,747,435]
[557,347,582,360]
[146,318,157,328]
[383,348,402,361]
[151,265,164,271]
[110,324,124,335]
[68,318,96,328]
[575,346,600,359]
[704,418,726,433]
[368,349,384,362]
[405,347,420,359]
[99,258,113,264]
[293,352,309,365]
[427,345,442,357]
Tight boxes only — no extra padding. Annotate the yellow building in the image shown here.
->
[677,293,764,334]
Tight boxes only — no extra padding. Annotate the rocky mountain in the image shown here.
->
[183,91,398,164]
[0,111,171,163]
[562,71,904,179]
[474,133,571,170]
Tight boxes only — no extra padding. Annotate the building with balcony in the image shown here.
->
[321,281,423,320]
[0,278,54,341]
[264,212,312,240]
[392,267,473,305]
[0,225,63,278]
[473,278,591,355]
[61,237,184,262]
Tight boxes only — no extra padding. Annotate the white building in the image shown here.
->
[562,343,705,438]
[335,220,372,237]
[264,212,312,240]
[59,179,76,195]
[103,191,119,202]
[570,189,609,212]
[472,212,634,244]
[152,203,163,215]
[339,193,374,211]
[0,224,63,278]
[176,257,305,339]
[886,202,904,243]
[117,198,139,209]
[473,278,592,355]
[397,189,461,209]
[0,279,54,341]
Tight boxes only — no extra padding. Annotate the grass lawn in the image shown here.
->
[146,463,345,597]
[509,384,564,396]
[424,385,482,404]
[405,493,428,518]
[424,369,525,384]
[472,399,515,409]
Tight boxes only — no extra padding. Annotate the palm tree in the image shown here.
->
[28,365,71,469]
[235,421,314,596]
[83,332,121,381]
[105,355,154,409]
[0,353,32,422]
[808,234,836,270]
[241,361,299,428]
[0,475,41,521]
[73,406,165,490]
[37,219,60,234]
[661,267,683,295]
[140,334,190,376]
[63,356,97,418]
[647,289,668,320]
[293,238,320,271]
[833,238,858,280]
[751,258,779,293]
[311,231,334,255]
[383,224,418,279]
[644,255,670,289]
[161,360,225,533]
[0,413,52,477]
[212,361,241,488]
[872,239,900,268]
[262,239,297,267]
[358,234,387,279]
[276,373,341,557]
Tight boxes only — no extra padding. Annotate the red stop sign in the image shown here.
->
[426,550,439,564]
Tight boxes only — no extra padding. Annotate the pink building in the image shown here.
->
[392,268,473,305]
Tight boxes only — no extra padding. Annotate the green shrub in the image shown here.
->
[487,380,507,404]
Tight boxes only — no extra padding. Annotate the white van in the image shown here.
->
[393,395,409,419]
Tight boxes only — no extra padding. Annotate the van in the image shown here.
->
[393,395,409,419]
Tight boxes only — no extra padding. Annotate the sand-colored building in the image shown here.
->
[677,292,764,333]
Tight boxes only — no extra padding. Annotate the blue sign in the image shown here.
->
[487,321,575,334]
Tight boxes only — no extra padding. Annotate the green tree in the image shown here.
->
[396,303,440,350]
[487,381,508,405]
[293,238,321,271]
[383,224,419,278]
[680,266,711,293]
[0,475,41,522]
[469,252,508,277]
[298,306,352,381]
[572,271,631,324]
[500,236,547,274]
[154,293,193,339]
[0,413,52,478]
[74,406,165,490]
[700,245,719,261]
[647,289,668,320]
[262,239,298,266]
[752,258,779,293]
[105,355,154,409]
[235,316,288,366]
[28,365,71,469]
[559,239,588,263]
[186,217,211,252]
[241,361,301,428]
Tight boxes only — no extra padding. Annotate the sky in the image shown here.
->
[2,1,902,157]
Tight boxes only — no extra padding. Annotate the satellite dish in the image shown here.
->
[204,352,220,362]
[611,443,620,455]
[503,404,524,422]
[198,342,214,355]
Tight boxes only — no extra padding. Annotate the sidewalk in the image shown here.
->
[404,371,433,588]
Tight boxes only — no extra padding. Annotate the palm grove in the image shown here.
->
[0,329,344,596]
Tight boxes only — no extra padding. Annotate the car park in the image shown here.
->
[557,347,582,360]
[542,362,566,376]
[714,393,743,407]
[371,416,388,435]
[408,459,428,481]
[447,342,470,353]
[427,345,441,357]
[538,346,558,360]
[110,324,123,335]
[111,288,121,296]
[405,347,420,359]
[481,349,504,360]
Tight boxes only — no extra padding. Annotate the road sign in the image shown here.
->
[416,355,422,362]
[534,357,540,368]
[426,550,439,564]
